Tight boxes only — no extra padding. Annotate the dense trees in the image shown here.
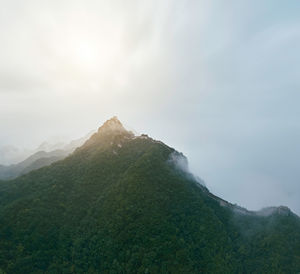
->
[0,124,299,273]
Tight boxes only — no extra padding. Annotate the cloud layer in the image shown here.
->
[0,0,300,214]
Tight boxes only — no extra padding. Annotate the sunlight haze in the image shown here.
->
[1,0,300,215]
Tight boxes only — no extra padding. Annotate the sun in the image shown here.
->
[50,18,124,87]
[74,41,98,66]
[66,33,121,76]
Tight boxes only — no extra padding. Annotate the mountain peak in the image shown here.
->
[97,116,127,134]
[81,117,134,149]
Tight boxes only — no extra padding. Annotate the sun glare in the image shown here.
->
[65,33,122,78]
[74,41,98,66]
[48,14,125,89]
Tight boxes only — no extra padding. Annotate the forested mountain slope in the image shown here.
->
[0,117,299,273]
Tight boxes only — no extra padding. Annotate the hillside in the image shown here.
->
[0,117,299,273]
[0,131,94,180]
[0,150,68,180]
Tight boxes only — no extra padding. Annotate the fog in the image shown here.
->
[0,0,300,215]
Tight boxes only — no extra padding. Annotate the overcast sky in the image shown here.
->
[0,0,300,215]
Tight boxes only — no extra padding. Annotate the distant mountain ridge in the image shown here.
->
[0,117,299,273]
[0,149,67,180]
[0,131,94,180]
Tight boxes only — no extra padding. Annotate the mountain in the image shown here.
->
[0,149,68,180]
[0,117,299,273]
[0,131,95,180]
[36,130,95,153]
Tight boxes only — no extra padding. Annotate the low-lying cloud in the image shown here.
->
[168,151,205,187]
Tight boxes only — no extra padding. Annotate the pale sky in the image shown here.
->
[0,0,300,215]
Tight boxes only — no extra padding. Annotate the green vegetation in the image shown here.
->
[0,119,299,273]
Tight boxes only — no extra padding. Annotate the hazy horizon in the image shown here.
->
[1,0,300,215]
